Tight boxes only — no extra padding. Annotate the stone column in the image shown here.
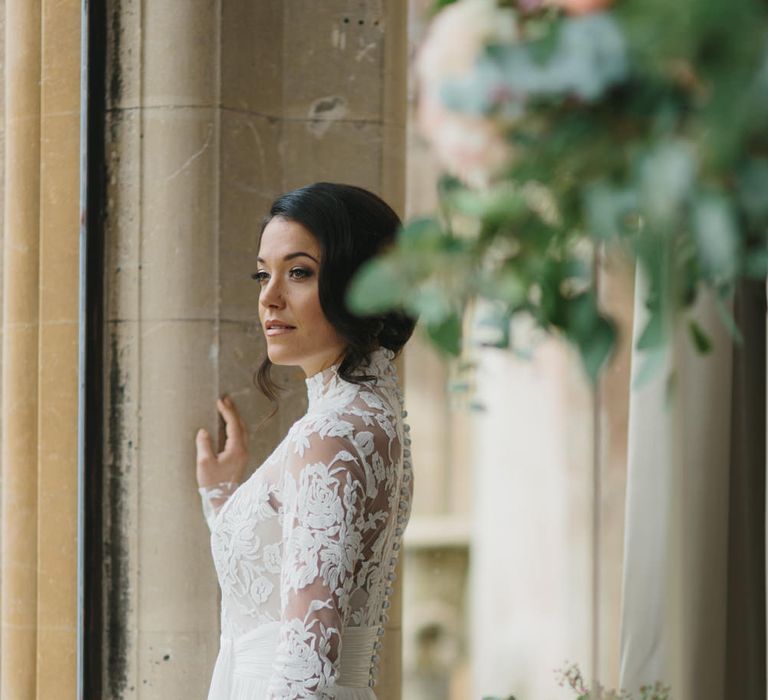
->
[37,0,82,694]
[1,4,42,697]
[0,3,4,667]
[102,2,224,695]
[1,0,82,697]
[102,1,407,697]
[470,340,596,700]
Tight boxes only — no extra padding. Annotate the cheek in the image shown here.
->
[302,286,324,317]
[298,288,341,341]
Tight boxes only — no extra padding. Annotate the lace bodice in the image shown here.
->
[199,347,414,697]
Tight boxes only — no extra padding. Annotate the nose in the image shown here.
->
[259,275,285,310]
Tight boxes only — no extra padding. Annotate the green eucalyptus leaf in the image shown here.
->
[431,0,458,12]
[575,315,616,383]
[744,247,768,279]
[441,53,522,117]
[525,17,562,65]
[713,292,745,346]
[494,13,628,101]
[565,291,599,336]
[550,13,629,100]
[691,192,741,283]
[632,345,667,391]
[688,319,713,354]
[399,217,450,253]
[636,311,665,351]
[448,184,527,222]
[494,267,527,307]
[346,257,406,314]
[584,182,639,240]
[472,299,511,348]
[426,313,463,356]
[638,139,697,228]
[737,158,768,226]
[409,282,454,324]
[557,292,615,380]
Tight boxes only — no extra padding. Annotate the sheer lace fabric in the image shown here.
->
[200,347,413,699]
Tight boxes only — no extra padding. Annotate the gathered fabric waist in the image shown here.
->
[206,621,378,699]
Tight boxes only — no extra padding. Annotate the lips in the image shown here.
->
[265,319,296,336]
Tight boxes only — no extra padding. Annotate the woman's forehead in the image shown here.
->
[258,217,321,259]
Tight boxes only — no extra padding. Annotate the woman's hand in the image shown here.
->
[195,396,249,489]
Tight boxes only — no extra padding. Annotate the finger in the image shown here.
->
[217,397,246,451]
[195,428,215,463]
[237,414,249,446]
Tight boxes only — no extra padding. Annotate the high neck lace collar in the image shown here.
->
[305,347,397,408]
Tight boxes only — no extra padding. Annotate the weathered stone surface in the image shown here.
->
[221,1,283,116]
[102,2,408,698]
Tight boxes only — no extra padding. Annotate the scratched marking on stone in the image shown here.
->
[165,123,214,182]
[306,96,348,138]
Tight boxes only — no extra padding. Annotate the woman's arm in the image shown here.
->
[267,433,366,699]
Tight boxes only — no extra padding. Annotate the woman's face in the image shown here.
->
[255,216,347,377]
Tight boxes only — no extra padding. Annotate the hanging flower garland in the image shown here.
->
[348,0,768,382]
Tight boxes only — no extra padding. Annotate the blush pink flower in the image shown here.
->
[416,94,513,190]
[549,0,613,15]
[416,0,516,84]
[415,0,517,188]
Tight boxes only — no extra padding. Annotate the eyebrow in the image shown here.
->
[255,251,319,264]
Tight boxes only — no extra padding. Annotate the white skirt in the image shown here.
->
[206,621,378,700]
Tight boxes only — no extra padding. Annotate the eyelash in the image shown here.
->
[250,267,313,284]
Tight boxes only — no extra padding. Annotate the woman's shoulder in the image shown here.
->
[302,384,399,440]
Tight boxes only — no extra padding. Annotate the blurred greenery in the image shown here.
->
[348,0,768,382]
[480,660,671,699]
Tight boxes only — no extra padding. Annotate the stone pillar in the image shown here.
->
[0,2,4,667]
[102,1,407,697]
[37,0,82,694]
[1,0,82,697]
[470,340,596,700]
[1,4,42,697]
[102,2,225,695]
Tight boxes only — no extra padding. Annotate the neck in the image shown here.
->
[304,347,396,407]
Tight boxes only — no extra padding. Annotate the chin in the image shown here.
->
[266,348,291,366]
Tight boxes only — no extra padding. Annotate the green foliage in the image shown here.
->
[554,662,671,700]
[482,661,671,700]
[350,0,768,381]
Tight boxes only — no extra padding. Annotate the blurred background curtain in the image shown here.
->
[619,275,766,700]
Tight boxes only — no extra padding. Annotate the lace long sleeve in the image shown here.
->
[198,481,240,531]
[267,432,367,699]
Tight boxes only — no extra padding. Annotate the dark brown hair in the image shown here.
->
[254,182,416,401]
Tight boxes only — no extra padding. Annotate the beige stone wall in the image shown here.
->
[102,1,407,697]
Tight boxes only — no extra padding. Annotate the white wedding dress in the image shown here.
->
[199,347,413,699]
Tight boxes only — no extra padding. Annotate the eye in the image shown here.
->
[251,270,269,284]
[289,267,313,280]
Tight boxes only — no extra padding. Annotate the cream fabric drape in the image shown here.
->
[619,274,766,700]
[0,0,82,697]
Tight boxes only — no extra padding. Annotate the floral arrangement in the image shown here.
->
[348,0,768,381]
[483,661,671,700]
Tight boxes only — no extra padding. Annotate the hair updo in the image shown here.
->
[255,182,416,400]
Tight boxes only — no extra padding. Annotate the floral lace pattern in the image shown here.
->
[202,347,413,698]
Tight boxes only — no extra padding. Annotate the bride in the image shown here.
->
[194,182,416,699]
